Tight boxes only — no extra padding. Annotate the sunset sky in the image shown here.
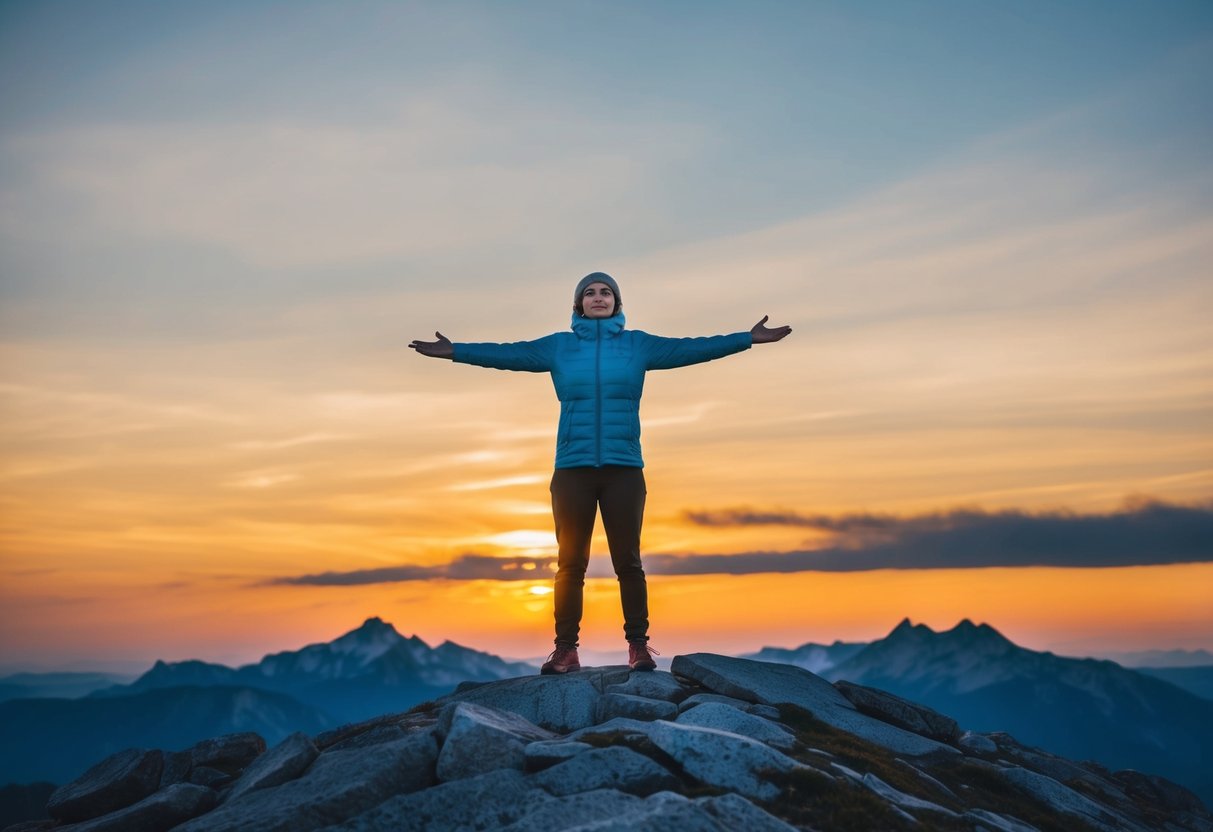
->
[2,1,1211,672]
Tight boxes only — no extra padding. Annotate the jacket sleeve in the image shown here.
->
[640,331,752,370]
[452,334,557,373]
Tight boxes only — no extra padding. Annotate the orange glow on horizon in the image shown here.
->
[3,564,1210,670]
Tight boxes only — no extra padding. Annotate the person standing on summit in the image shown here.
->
[410,273,791,674]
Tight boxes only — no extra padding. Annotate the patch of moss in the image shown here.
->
[1064,775,1114,803]
[1066,776,1173,829]
[775,704,962,810]
[406,700,440,716]
[762,766,917,832]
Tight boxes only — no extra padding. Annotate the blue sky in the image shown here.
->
[1,1,1211,665]
[3,2,1210,325]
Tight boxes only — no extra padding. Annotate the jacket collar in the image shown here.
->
[571,312,626,340]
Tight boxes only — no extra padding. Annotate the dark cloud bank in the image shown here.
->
[268,499,1213,586]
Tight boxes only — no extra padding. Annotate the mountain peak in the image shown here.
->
[325,617,415,663]
[887,618,933,639]
[353,617,398,636]
[943,619,1012,646]
[884,618,1011,647]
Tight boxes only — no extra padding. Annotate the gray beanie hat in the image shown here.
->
[574,272,622,315]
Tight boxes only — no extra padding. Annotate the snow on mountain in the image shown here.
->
[254,618,434,682]
[90,618,536,703]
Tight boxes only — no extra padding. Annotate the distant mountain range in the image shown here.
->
[1135,665,1213,701]
[1098,647,1213,668]
[91,616,537,723]
[0,618,536,787]
[746,626,1213,702]
[793,618,1213,804]
[0,672,134,704]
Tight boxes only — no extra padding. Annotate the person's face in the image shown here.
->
[579,282,617,318]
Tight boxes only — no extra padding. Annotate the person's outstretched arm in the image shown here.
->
[643,316,791,370]
[410,331,556,372]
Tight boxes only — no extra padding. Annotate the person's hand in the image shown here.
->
[751,316,791,344]
[409,331,454,359]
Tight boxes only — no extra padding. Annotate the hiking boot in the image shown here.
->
[541,644,580,675]
[628,641,659,672]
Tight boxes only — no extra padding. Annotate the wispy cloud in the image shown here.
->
[224,470,300,489]
[448,475,548,492]
[265,553,557,586]
[0,97,701,270]
[230,433,351,451]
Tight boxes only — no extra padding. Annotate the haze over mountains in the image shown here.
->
[1102,648,1213,668]
[0,673,134,704]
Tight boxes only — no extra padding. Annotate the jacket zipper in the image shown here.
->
[594,318,602,466]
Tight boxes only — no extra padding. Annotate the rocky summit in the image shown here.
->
[7,653,1211,832]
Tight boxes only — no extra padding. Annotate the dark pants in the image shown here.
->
[550,465,649,646]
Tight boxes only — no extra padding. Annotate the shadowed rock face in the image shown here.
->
[15,654,1213,832]
[46,748,163,823]
[834,679,960,742]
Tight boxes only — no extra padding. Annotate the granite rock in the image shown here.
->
[173,731,438,832]
[641,719,807,801]
[435,702,556,781]
[494,788,646,831]
[834,680,960,741]
[225,731,319,802]
[186,766,231,788]
[695,793,801,832]
[56,783,216,832]
[317,768,546,832]
[435,669,623,733]
[675,701,797,750]
[595,692,679,723]
[524,739,594,771]
[157,751,192,789]
[677,692,758,713]
[47,748,164,824]
[187,732,266,772]
[531,745,680,796]
[604,672,689,703]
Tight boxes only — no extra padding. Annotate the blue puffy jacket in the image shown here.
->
[453,313,752,469]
